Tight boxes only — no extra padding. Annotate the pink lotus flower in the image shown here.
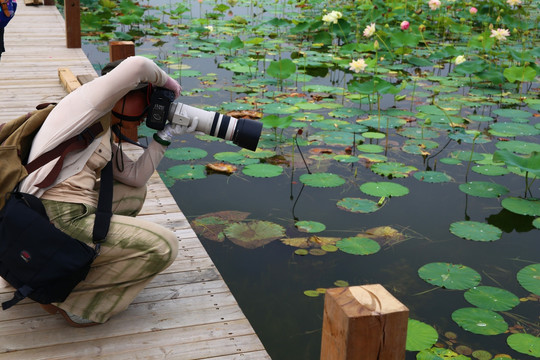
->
[469,7,477,14]
[363,23,376,37]
[400,21,410,30]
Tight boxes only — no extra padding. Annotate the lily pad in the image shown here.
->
[337,198,381,213]
[300,173,346,188]
[357,144,384,153]
[191,211,251,242]
[371,162,418,178]
[164,147,208,161]
[362,131,386,139]
[458,181,509,198]
[502,197,540,216]
[534,218,540,229]
[450,221,502,242]
[359,182,409,197]
[418,262,481,290]
[166,164,207,180]
[361,226,407,247]
[451,307,508,335]
[406,319,438,352]
[517,263,540,295]
[489,123,540,137]
[242,163,283,178]
[214,151,260,165]
[336,237,380,255]
[295,221,326,233]
[493,150,540,177]
[464,286,520,311]
[414,171,453,183]
[417,348,470,359]
[493,108,532,119]
[496,140,540,155]
[224,220,285,249]
[507,333,540,358]
[471,165,510,176]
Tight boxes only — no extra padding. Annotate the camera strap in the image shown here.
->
[111,124,147,149]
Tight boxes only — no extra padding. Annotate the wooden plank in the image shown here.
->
[58,67,82,93]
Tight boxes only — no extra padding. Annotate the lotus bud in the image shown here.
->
[374,40,380,50]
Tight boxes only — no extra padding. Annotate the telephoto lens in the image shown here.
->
[147,88,262,151]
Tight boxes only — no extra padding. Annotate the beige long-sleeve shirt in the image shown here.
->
[20,56,171,206]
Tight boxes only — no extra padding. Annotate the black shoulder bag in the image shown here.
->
[0,153,113,310]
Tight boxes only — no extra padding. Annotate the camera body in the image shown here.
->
[146,87,262,151]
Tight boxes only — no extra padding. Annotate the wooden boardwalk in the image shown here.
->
[0,3,270,359]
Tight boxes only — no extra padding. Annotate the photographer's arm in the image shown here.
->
[111,141,166,188]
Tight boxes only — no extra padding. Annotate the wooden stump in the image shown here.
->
[320,284,409,360]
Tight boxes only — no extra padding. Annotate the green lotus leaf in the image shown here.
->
[166,164,206,180]
[450,221,502,242]
[439,157,462,165]
[214,151,260,165]
[336,237,380,255]
[496,140,540,155]
[360,182,409,197]
[451,307,508,335]
[507,333,540,358]
[493,150,540,177]
[471,350,492,360]
[458,181,509,198]
[417,347,470,360]
[311,120,349,131]
[413,171,453,183]
[329,107,365,118]
[260,102,299,115]
[317,131,355,145]
[416,104,459,116]
[304,290,320,297]
[502,197,540,216]
[300,173,346,188]
[242,163,283,178]
[406,319,438,352]
[464,286,519,311]
[358,153,388,163]
[334,154,359,163]
[398,127,440,139]
[239,149,276,159]
[489,123,540,137]
[362,131,386,139]
[468,114,494,122]
[533,218,540,229]
[450,150,484,162]
[357,116,407,129]
[357,144,384,153]
[405,139,440,149]
[418,262,481,290]
[224,220,285,249]
[295,221,326,233]
[471,165,510,176]
[164,147,208,161]
[371,162,418,178]
[449,131,491,144]
[517,263,540,295]
[493,108,533,119]
[336,198,381,213]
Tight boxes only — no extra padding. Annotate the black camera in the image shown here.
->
[146,87,262,151]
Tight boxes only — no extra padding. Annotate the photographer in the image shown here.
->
[19,56,186,327]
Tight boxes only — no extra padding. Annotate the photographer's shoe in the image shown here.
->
[40,304,100,328]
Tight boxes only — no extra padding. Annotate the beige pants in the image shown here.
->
[41,183,178,323]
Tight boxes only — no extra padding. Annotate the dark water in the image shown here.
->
[81,4,540,359]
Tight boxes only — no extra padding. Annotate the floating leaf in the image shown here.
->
[507,333,540,358]
[295,249,309,255]
[242,163,283,178]
[371,162,418,178]
[166,164,206,180]
[533,218,540,229]
[493,150,540,177]
[452,307,508,335]
[362,131,386,139]
[417,347,469,359]
[361,226,407,247]
[471,165,510,176]
[214,152,259,165]
[295,221,326,233]
[206,162,237,174]
[299,173,346,188]
[413,171,453,183]
[304,290,320,297]
[496,140,540,155]
[489,123,540,137]
[224,220,285,249]
[418,262,481,290]
[191,211,250,242]
[357,144,384,153]
[336,237,381,255]
[165,147,208,161]
[337,198,381,213]
[464,286,519,311]
[360,182,409,197]
[502,197,540,216]
[450,221,502,242]
[458,181,509,198]
[406,319,438,351]
[517,263,540,296]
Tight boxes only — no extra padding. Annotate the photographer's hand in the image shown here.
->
[163,76,182,98]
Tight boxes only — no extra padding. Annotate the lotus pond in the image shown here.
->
[76,0,539,358]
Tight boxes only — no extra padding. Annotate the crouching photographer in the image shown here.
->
[17,56,256,327]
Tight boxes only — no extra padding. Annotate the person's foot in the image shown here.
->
[40,304,100,328]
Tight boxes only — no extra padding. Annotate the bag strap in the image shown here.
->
[92,160,113,251]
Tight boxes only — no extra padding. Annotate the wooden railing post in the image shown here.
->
[109,41,138,142]
[320,284,409,360]
[64,0,81,48]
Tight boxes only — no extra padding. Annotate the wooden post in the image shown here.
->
[109,41,136,62]
[109,41,138,142]
[64,0,81,48]
[320,284,409,360]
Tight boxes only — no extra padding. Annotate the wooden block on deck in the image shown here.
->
[320,284,409,360]
[58,67,81,93]
[77,74,96,85]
